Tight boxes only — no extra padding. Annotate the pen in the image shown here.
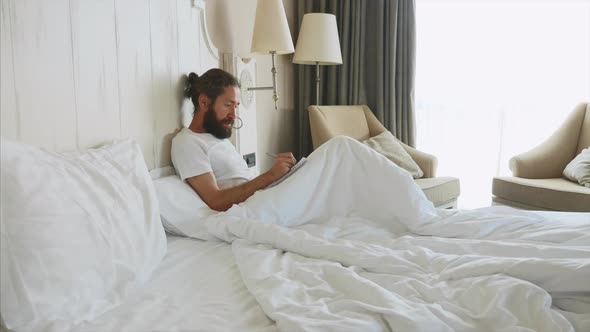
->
[266,152,278,158]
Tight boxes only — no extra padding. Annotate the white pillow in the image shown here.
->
[0,139,167,331]
[563,148,590,188]
[152,175,217,240]
[181,98,194,128]
[362,131,424,178]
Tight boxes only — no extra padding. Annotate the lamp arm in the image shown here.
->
[270,51,278,109]
[248,86,273,91]
[245,52,279,110]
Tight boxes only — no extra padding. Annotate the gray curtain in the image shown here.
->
[294,0,416,157]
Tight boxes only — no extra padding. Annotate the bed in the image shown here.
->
[1,1,589,331]
[2,135,589,332]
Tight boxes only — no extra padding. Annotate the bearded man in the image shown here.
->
[171,69,296,211]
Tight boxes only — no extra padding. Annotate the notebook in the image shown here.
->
[266,157,308,189]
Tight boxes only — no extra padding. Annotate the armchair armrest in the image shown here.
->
[400,142,438,178]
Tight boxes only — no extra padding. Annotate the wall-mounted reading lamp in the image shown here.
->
[246,0,294,109]
[205,0,294,110]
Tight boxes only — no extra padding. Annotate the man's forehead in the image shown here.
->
[221,86,240,102]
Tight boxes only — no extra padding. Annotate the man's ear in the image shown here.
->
[197,93,209,111]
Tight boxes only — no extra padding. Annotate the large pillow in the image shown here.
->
[563,148,590,188]
[152,175,217,240]
[0,139,167,331]
[362,130,424,178]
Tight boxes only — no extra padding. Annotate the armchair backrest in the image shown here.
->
[548,102,590,167]
[509,102,590,178]
[577,102,590,155]
[308,105,386,149]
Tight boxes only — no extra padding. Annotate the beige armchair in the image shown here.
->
[492,102,590,212]
[309,105,460,208]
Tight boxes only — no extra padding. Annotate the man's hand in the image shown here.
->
[265,152,296,182]
[186,151,297,212]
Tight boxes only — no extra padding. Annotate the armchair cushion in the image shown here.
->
[363,131,424,178]
[399,141,438,178]
[563,148,590,188]
[493,177,590,212]
[415,177,460,208]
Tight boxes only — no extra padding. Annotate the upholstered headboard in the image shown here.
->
[0,0,219,170]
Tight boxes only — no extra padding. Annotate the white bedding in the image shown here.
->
[211,209,589,332]
[16,136,586,332]
[73,236,276,332]
[188,137,590,332]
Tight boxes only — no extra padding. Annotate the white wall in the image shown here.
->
[0,0,219,170]
[254,0,298,172]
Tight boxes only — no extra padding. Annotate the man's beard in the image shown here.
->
[203,104,233,139]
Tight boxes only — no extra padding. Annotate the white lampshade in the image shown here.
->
[250,0,295,55]
[293,13,342,65]
[205,0,257,58]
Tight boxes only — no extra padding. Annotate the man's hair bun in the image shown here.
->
[184,72,199,98]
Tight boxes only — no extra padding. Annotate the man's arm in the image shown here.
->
[186,153,296,211]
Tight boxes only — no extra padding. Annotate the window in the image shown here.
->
[415,0,590,208]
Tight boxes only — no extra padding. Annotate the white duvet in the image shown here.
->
[193,137,589,332]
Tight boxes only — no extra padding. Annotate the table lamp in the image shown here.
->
[293,13,343,105]
[249,0,295,109]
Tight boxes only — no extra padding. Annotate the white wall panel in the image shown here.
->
[9,0,77,150]
[115,0,156,169]
[150,0,181,168]
[197,9,220,71]
[177,0,200,76]
[70,0,120,149]
[0,0,18,140]
[1,0,223,170]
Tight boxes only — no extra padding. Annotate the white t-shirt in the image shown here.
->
[171,128,254,185]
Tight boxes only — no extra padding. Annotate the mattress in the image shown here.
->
[73,236,277,332]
